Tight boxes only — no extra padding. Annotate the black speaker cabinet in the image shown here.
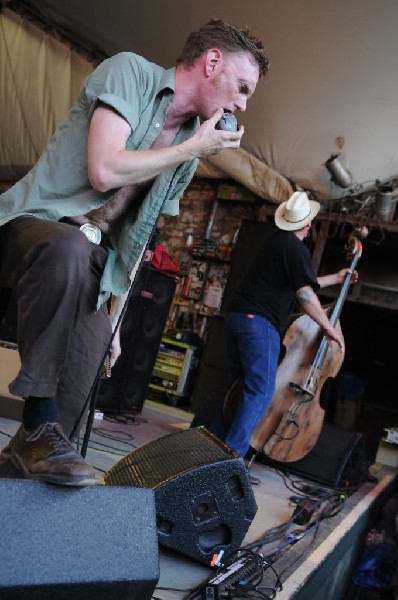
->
[98,265,177,413]
[199,316,229,371]
[105,427,258,566]
[0,480,159,599]
[190,364,230,418]
[263,423,367,490]
[190,316,230,414]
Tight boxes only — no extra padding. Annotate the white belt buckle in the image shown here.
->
[79,223,102,244]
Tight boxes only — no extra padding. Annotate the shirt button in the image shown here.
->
[155,123,160,128]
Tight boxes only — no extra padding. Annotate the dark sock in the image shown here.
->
[22,396,59,431]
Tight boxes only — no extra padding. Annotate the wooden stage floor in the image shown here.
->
[0,397,396,599]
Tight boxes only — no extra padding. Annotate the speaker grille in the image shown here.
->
[97,266,176,413]
[105,427,239,488]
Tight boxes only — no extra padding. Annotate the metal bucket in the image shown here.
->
[324,154,352,188]
[375,185,393,220]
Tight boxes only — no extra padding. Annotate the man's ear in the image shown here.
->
[205,48,222,77]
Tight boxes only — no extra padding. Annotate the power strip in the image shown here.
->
[186,555,261,600]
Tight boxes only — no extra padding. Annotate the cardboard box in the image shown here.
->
[376,439,398,468]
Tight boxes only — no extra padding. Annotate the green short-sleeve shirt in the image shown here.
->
[0,52,199,307]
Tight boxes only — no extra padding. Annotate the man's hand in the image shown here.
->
[182,109,244,158]
[318,268,359,289]
[296,285,345,353]
[108,328,122,370]
[335,268,359,285]
[324,325,345,354]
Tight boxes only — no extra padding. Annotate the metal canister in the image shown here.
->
[324,154,352,188]
[375,185,393,220]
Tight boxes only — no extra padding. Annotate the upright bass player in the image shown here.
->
[208,191,358,460]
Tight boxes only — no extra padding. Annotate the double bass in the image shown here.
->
[225,226,367,463]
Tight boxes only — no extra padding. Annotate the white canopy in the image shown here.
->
[1,0,398,203]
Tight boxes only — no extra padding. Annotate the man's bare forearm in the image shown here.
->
[296,286,333,332]
[296,285,344,351]
[317,268,357,289]
[317,273,339,288]
[88,106,243,192]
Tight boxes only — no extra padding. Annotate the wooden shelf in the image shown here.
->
[259,203,398,233]
[259,205,398,312]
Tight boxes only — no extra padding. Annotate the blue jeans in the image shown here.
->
[215,312,280,457]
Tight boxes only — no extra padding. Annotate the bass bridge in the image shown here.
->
[288,376,317,398]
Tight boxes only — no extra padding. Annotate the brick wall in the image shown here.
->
[158,177,259,263]
[157,177,268,338]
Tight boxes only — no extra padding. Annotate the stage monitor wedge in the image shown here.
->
[105,427,258,566]
[262,422,368,490]
[0,480,159,600]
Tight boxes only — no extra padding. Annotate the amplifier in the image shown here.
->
[148,336,201,403]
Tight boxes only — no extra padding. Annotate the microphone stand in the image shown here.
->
[71,168,181,457]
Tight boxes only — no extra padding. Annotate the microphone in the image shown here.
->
[215,112,238,131]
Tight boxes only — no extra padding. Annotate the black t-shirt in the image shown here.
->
[227,226,320,335]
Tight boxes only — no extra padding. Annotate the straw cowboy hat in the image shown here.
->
[275,191,320,231]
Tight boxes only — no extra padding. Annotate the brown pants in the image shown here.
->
[0,217,112,438]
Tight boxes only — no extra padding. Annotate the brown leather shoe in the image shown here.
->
[11,422,99,486]
[0,439,26,479]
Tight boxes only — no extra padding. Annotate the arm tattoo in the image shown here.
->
[296,288,313,305]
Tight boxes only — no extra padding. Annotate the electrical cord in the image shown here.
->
[269,521,320,582]
[243,517,296,552]
[104,413,148,426]
[74,418,143,473]
[275,468,355,503]
[153,474,347,600]
[91,426,137,446]
[241,472,347,594]
[80,438,134,457]
[233,550,283,599]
